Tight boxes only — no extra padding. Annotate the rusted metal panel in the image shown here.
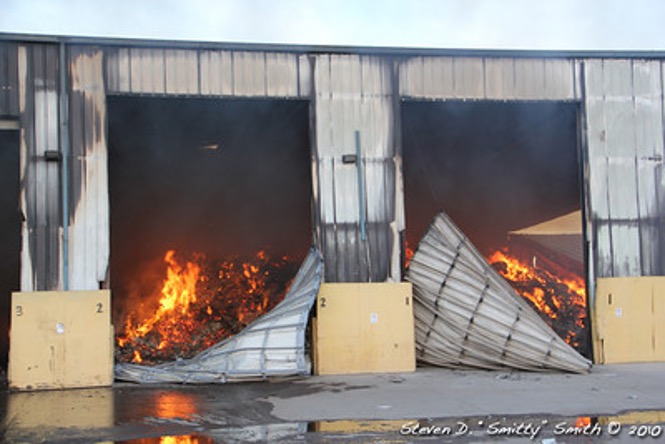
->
[18,43,62,291]
[0,43,19,116]
[165,49,198,95]
[199,50,233,96]
[68,46,110,290]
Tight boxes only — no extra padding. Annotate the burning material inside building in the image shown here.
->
[107,97,312,365]
[401,100,589,358]
[116,249,298,364]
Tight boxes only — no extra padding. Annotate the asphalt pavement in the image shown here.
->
[2,363,665,443]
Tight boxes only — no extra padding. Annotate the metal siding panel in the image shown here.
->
[316,54,332,97]
[607,159,639,220]
[129,48,166,94]
[513,58,544,100]
[331,55,362,95]
[20,44,61,291]
[399,57,424,97]
[422,57,453,98]
[265,52,298,97]
[298,54,312,97]
[364,160,394,223]
[542,59,576,100]
[453,57,484,99]
[165,49,199,95]
[595,221,614,278]
[333,156,359,224]
[18,45,34,291]
[69,47,109,290]
[484,58,515,100]
[199,50,233,96]
[0,43,19,116]
[633,60,663,274]
[232,51,266,96]
[585,75,610,221]
[604,59,634,97]
[313,54,396,282]
[633,60,664,160]
[604,98,635,157]
[360,96,393,158]
[105,47,131,94]
[116,47,131,93]
[318,157,335,224]
[610,224,642,276]
[361,56,391,97]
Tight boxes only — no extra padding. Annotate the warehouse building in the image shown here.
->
[0,33,663,374]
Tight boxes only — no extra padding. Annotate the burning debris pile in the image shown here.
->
[116,249,298,365]
[488,248,587,351]
[114,247,323,384]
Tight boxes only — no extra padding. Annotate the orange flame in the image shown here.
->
[576,416,592,428]
[116,249,296,364]
[405,241,415,268]
[487,248,586,347]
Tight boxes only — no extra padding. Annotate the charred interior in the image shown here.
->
[401,100,589,356]
[0,130,20,369]
[107,97,312,364]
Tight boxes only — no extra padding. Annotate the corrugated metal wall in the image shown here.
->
[584,59,665,278]
[105,47,311,98]
[0,43,19,117]
[400,56,580,101]
[312,54,402,282]
[2,35,664,291]
[17,43,62,291]
[68,46,110,290]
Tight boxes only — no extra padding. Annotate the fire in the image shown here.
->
[487,248,587,349]
[576,416,592,428]
[405,241,415,268]
[116,249,297,364]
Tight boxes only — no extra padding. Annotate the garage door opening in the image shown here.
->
[108,97,312,365]
[0,130,20,370]
[402,100,589,357]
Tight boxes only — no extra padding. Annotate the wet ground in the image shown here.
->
[2,364,665,443]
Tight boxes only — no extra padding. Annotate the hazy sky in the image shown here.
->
[1,0,664,50]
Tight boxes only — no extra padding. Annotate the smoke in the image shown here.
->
[107,96,312,317]
[402,100,581,253]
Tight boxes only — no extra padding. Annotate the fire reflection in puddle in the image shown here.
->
[151,391,198,420]
[118,436,215,444]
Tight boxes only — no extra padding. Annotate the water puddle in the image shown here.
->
[3,386,664,443]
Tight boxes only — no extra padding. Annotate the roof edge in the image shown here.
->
[1,32,665,59]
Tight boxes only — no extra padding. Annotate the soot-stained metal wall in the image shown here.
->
[1,35,664,294]
[17,43,63,291]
